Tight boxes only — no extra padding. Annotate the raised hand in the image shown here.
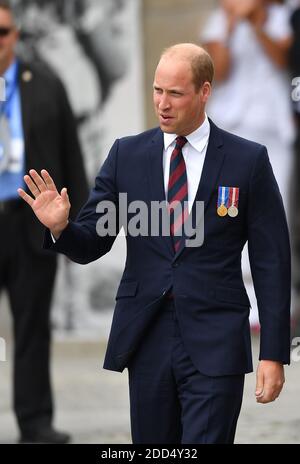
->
[222,0,259,21]
[18,169,71,239]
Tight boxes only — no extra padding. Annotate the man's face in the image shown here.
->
[0,8,18,69]
[153,57,210,136]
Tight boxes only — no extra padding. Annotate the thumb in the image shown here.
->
[256,366,264,397]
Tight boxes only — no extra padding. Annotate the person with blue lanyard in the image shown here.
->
[0,0,88,443]
[0,58,24,202]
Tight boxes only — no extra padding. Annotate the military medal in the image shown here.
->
[228,187,239,217]
[217,204,228,216]
[228,206,238,217]
[217,186,228,216]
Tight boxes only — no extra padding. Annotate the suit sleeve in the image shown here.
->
[247,146,291,364]
[44,139,121,264]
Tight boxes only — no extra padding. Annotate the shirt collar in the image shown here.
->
[163,114,210,153]
[3,58,19,93]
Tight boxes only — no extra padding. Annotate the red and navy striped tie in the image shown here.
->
[167,136,188,252]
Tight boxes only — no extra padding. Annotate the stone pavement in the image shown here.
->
[0,333,299,444]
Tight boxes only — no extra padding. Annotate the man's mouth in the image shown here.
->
[160,114,173,122]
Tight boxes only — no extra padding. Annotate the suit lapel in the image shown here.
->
[175,120,226,259]
[19,61,35,170]
[147,128,174,256]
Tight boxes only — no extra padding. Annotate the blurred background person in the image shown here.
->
[0,0,88,443]
[201,0,295,330]
[289,0,300,334]
[12,0,133,334]
[15,0,129,181]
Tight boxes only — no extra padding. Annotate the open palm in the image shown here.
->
[18,169,70,236]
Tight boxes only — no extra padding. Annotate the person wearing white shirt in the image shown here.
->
[201,0,295,329]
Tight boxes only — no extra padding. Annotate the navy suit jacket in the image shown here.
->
[44,120,291,375]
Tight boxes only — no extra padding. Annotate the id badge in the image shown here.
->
[0,114,11,174]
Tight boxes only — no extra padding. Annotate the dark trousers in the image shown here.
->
[128,300,245,444]
[0,206,57,435]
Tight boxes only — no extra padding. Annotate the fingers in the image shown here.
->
[256,389,281,404]
[255,363,268,403]
[29,169,47,193]
[18,188,34,207]
[41,170,58,192]
[23,169,58,199]
[256,382,284,404]
[255,369,269,403]
[255,366,264,399]
[23,170,46,198]
[24,174,42,199]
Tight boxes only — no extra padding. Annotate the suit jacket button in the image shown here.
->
[172,262,179,268]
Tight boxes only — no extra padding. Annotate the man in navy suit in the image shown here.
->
[18,43,291,444]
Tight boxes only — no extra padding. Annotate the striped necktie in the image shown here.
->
[167,136,188,252]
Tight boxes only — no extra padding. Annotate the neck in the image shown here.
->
[0,54,15,76]
[198,113,206,128]
[184,113,206,136]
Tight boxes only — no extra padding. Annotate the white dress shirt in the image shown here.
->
[163,115,210,213]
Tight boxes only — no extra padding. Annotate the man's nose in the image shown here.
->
[158,94,170,110]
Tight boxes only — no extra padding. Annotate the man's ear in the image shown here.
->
[200,81,212,103]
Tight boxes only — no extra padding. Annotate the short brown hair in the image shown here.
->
[190,51,214,91]
[161,43,214,92]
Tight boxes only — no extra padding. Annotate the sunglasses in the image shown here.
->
[0,27,13,38]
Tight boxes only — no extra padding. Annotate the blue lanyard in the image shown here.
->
[0,61,19,119]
